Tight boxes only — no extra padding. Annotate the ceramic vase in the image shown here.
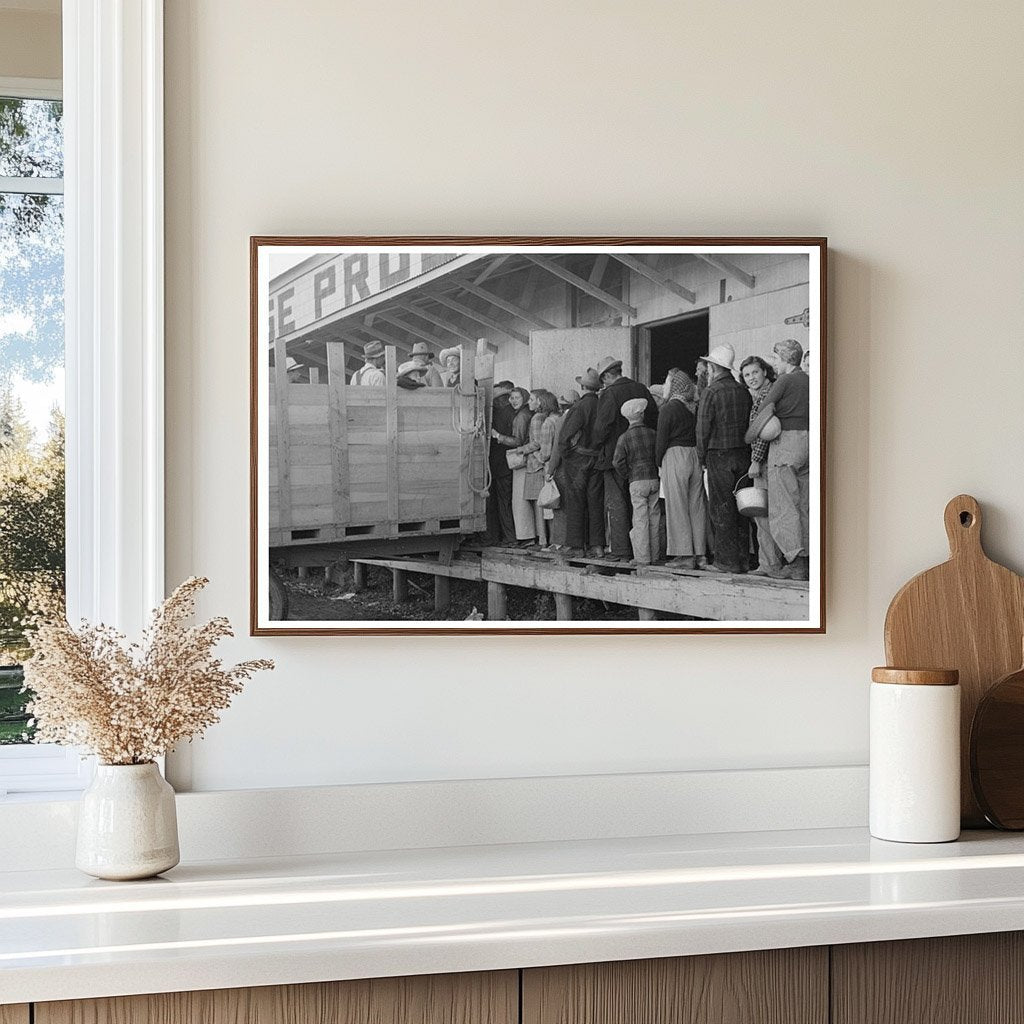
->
[76,762,180,880]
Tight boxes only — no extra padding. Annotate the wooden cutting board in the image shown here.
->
[884,494,1024,826]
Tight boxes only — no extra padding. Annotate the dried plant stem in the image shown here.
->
[23,577,273,765]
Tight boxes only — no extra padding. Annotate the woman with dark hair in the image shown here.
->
[739,355,783,577]
[492,387,535,546]
[657,368,708,570]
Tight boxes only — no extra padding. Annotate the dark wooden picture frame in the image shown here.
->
[251,237,827,635]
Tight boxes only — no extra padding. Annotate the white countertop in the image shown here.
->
[4,826,1024,1005]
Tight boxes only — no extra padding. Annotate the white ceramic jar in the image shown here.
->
[76,762,180,880]
[870,667,960,843]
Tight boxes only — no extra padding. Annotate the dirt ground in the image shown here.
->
[281,563,658,622]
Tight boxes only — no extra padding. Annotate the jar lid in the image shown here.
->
[871,667,959,686]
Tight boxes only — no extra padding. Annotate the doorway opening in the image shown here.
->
[645,310,709,387]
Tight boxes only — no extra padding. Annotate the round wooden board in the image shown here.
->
[971,664,1024,829]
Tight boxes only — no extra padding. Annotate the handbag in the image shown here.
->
[523,469,544,501]
[538,478,561,510]
[506,450,527,470]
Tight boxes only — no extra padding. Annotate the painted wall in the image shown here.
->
[164,1,1024,792]
[0,8,61,81]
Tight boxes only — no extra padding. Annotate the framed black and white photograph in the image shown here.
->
[251,237,826,634]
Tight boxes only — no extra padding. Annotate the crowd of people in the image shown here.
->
[481,340,812,581]
[341,334,812,582]
[349,340,462,389]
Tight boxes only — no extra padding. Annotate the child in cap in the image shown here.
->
[612,397,664,566]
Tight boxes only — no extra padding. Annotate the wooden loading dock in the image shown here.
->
[351,548,809,622]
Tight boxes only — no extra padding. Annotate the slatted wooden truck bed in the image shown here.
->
[267,341,490,615]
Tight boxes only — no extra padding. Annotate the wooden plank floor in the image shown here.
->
[352,546,809,621]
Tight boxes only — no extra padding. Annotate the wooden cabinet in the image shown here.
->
[832,932,1024,1024]
[34,972,517,1024]
[14,932,1024,1024]
[522,948,828,1024]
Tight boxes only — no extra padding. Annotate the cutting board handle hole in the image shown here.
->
[960,511,974,527]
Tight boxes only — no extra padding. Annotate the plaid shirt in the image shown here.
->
[612,424,659,483]
[696,374,752,460]
[748,382,773,464]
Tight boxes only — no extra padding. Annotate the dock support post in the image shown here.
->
[353,562,367,592]
[638,607,657,621]
[434,575,451,614]
[487,581,507,620]
[297,566,308,580]
[554,593,573,620]
[392,568,408,603]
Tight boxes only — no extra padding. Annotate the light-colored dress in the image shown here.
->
[510,408,535,540]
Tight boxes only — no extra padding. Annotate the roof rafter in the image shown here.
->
[695,254,755,290]
[611,253,696,305]
[398,304,479,344]
[426,294,531,346]
[374,312,447,351]
[589,253,610,287]
[524,255,636,319]
[454,281,555,330]
[473,254,510,285]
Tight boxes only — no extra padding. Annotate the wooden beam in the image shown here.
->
[589,253,610,288]
[400,304,478,344]
[374,312,446,351]
[392,568,408,603]
[454,281,555,330]
[427,294,531,346]
[352,556,482,582]
[487,581,508,620]
[272,333,292,534]
[474,254,510,285]
[353,561,367,592]
[480,555,808,620]
[525,255,636,319]
[520,265,540,310]
[696,253,755,290]
[385,346,399,526]
[612,253,697,305]
[554,592,573,620]
[434,574,451,613]
[326,342,350,527]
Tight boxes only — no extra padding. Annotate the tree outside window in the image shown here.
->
[0,94,65,744]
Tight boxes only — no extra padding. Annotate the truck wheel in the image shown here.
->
[269,570,289,620]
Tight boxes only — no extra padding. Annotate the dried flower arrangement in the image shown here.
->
[23,577,273,765]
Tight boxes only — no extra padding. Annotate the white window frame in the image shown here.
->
[0,0,164,797]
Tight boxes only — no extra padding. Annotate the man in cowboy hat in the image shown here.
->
[549,368,605,558]
[592,355,658,562]
[438,346,461,388]
[350,340,386,386]
[410,341,444,387]
[696,343,752,574]
[285,355,309,384]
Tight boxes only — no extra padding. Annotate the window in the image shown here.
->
[0,79,84,796]
[0,7,167,798]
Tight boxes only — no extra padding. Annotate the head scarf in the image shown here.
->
[665,368,699,413]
